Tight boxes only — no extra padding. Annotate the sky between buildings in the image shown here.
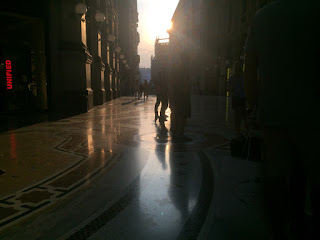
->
[137,0,179,68]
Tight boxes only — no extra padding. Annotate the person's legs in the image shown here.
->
[160,98,168,120]
[293,128,320,237]
[262,128,296,238]
[288,159,307,239]
[155,97,161,120]
[232,97,241,135]
[170,104,177,134]
[242,107,248,131]
[234,107,241,134]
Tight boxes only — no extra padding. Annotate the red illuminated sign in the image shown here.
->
[5,60,12,89]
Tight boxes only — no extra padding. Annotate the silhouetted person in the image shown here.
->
[154,71,168,122]
[228,61,247,135]
[138,82,143,99]
[244,0,320,239]
[169,51,191,139]
[143,80,149,100]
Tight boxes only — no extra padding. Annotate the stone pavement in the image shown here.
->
[0,96,269,240]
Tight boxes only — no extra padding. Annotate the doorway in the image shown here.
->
[0,13,48,113]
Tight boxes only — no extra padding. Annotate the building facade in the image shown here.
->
[118,0,140,96]
[139,68,151,83]
[0,0,139,119]
[151,38,170,89]
[168,0,273,96]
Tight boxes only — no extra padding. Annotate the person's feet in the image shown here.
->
[159,116,167,122]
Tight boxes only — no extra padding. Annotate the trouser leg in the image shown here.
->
[262,128,296,238]
[155,97,160,115]
[293,128,320,238]
[160,98,168,118]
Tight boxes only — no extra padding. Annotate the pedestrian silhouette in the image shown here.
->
[138,82,143,99]
[228,61,248,135]
[168,51,191,140]
[143,80,149,100]
[154,71,168,122]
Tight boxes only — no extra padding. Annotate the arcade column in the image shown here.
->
[48,1,93,119]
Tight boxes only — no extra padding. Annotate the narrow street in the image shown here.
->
[0,96,268,239]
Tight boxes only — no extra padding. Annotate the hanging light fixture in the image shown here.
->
[107,34,116,42]
[75,3,87,15]
[115,47,121,53]
[95,12,106,23]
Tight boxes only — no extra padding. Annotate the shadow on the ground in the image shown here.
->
[121,99,137,105]
[134,100,146,105]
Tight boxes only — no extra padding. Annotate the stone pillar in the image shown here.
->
[105,43,113,101]
[48,0,93,119]
[112,51,117,98]
[91,30,106,106]
[116,58,121,98]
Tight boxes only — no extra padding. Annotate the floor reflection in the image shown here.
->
[153,120,191,223]
[168,151,190,222]
[154,121,169,170]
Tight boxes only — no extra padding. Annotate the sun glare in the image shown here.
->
[146,1,178,40]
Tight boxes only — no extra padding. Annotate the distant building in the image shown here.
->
[139,68,151,83]
[151,38,170,89]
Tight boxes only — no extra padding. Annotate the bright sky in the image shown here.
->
[138,0,180,68]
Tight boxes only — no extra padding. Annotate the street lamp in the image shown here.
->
[115,47,121,53]
[95,12,106,23]
[75,3,87,15]
[107,34,116,42]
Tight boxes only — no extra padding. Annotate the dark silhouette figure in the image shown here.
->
[228,61,247,135]
[154,71,168,122]
[138,82,143,99]
[143,80,149,100]
[168,51,191,139]
[244,0,320,239]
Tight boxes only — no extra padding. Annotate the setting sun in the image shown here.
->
[138,0,179,67]
[145,0,178,40]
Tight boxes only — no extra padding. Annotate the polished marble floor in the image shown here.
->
[0,96,269,240]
